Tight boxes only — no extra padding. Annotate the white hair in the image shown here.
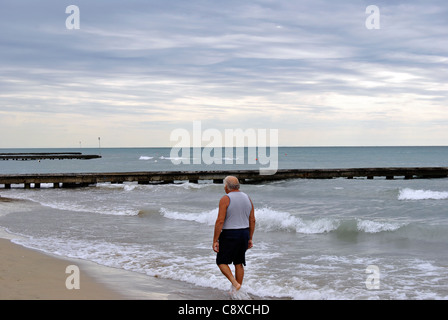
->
[224,176,240,190]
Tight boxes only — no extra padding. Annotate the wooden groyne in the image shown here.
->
[0,167,447,189]
[0,152,101,161]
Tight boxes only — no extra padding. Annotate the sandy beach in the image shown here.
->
[1,196,126,300]
[0,195,125,299]
[0,235,245,300]
[0,237,128,300]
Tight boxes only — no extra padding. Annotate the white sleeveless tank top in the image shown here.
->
[222,191,252,229]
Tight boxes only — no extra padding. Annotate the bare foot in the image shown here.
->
[234,283,241,291]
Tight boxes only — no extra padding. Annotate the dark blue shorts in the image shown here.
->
[216,228,250,266]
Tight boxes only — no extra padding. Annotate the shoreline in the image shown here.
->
[0,196,232,300]
[0,237,126,300]
[0,233,233,300]
[0,236,232,300]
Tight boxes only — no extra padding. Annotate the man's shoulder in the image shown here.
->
[233,191,250,198]
[227,191,251,202]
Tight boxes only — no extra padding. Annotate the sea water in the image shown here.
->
[0,147,447,299]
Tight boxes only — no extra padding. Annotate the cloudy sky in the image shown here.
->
[0,0,447,148]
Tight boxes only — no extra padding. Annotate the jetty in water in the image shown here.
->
[0,152,101,161]
[0,167,447,189]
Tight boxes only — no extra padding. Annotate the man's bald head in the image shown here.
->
[224,176,240,191]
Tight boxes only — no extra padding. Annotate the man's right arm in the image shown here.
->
[213,195,229,252]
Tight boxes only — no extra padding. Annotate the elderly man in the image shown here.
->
[213,176,255,291]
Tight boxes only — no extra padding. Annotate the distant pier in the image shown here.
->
[0,167,447,189]
[0,152,101,161]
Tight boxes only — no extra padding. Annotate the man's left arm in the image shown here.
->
[248,199,255,249]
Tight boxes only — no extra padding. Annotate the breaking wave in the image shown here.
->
[159,207,404,234]
[398,188,448,200]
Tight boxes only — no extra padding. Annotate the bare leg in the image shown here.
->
[235,264,244,286]
[218,264,241,290]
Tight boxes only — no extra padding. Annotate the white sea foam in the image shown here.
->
[157,155,241,163]
[398,188,448,200]
[254,207,339,234]
[356,219,404,233]
[5,190,140,216]
[139,156,154,160]
[97,182,141,192]
[222,157,240,161]
[41,201,139,216]
[160,208,217,225]
[170,182,216,189]
[159,156,190,161]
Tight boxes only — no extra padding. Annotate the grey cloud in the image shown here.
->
[0,0,447,146]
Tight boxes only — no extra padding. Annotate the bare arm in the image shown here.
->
[213,195,229,252]
[248,199,255,249]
